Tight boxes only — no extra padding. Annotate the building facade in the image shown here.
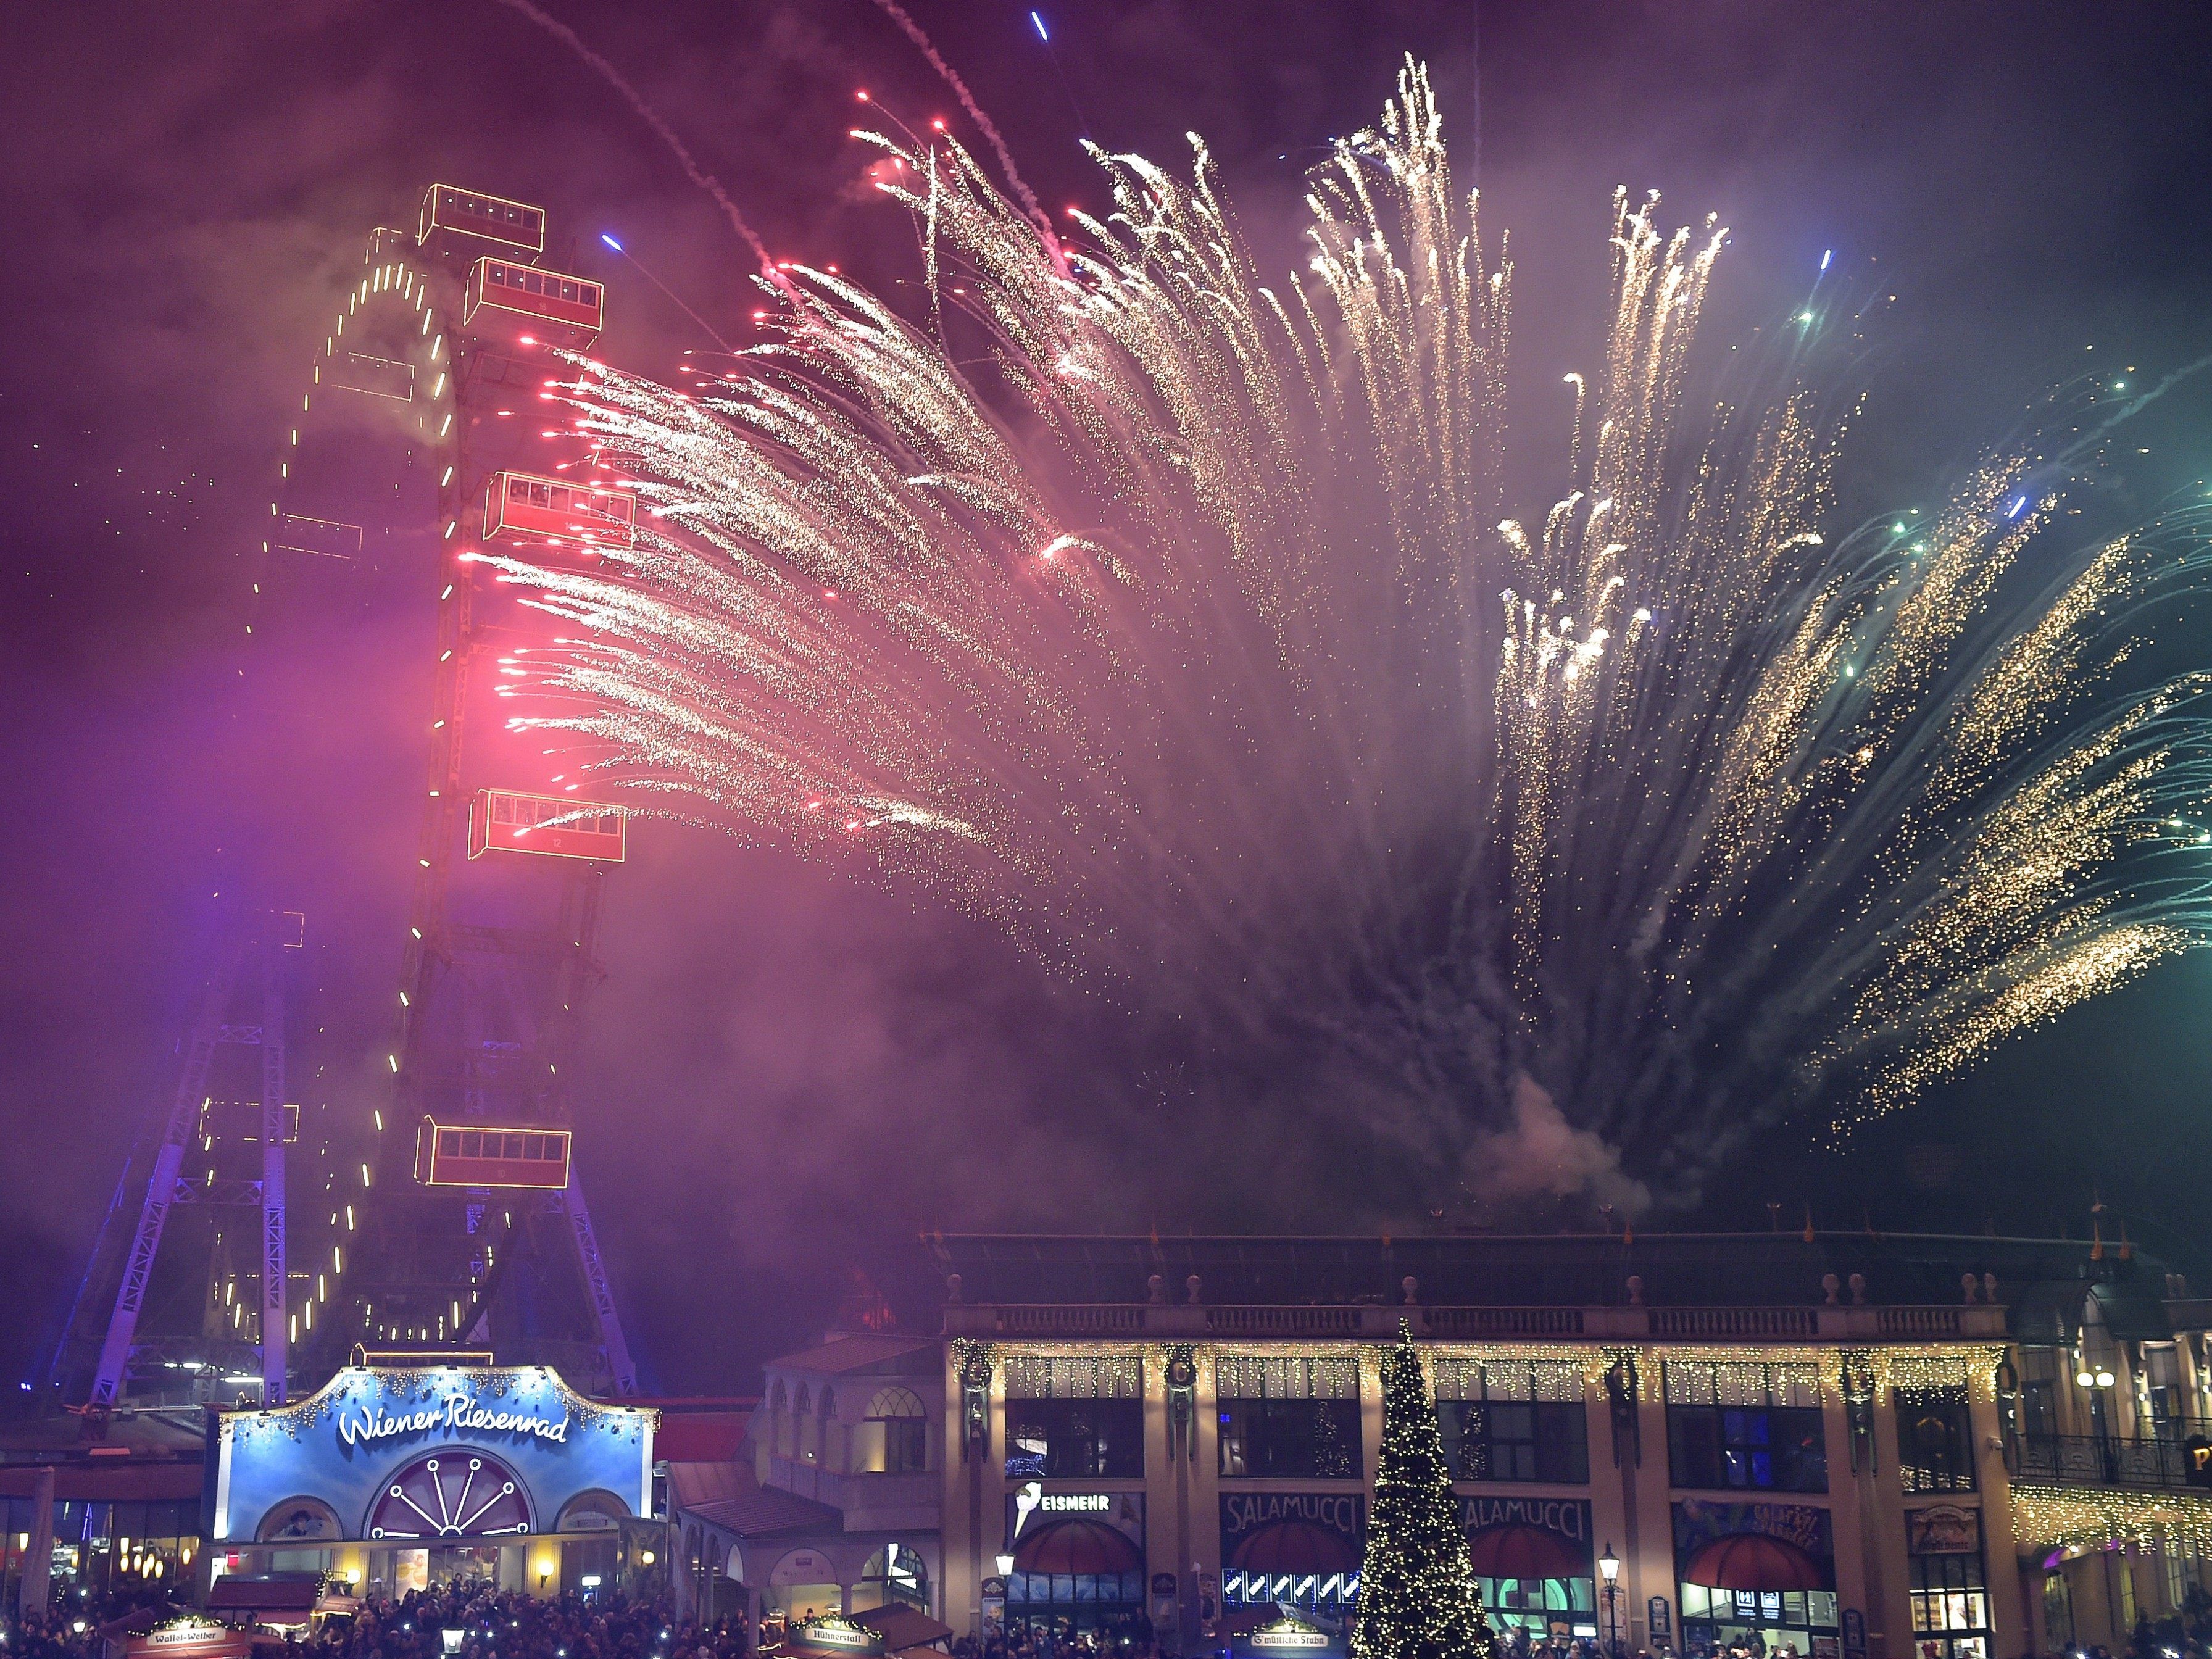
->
[206,1364,658,1599]
[676,1335,943,1634]
[909,1233,2212,1659]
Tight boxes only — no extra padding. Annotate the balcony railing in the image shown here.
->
[943,1302,2010,1342]
[2010,1432,2204,1491]
[761,1455,939,1518]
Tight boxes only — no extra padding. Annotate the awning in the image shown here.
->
[1012,1517,1144,1576]
[850,1606,953,1654]
[1681,1534,1826,1592]
[1228,1520,1360,1576]
[1465,1523,1586,1581]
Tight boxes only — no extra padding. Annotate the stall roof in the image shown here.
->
[206,1576,323,1616]
[98,1603,195,1639]
[851,1607,953,1653]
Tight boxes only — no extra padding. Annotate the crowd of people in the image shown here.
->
[297,1582,742,1659]
[952,1612,1160,1659]
[0,1583,745,1659]
[19,1583,2212,1659]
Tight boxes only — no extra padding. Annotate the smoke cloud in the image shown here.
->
[1462,1075,1652,1217]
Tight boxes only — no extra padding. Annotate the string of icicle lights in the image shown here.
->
[484,62,2212,1208]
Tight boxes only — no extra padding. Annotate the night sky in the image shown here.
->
[6,1,2212,1395]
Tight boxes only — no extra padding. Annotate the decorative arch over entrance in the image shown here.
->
[556,1488,631,1532]
[256,1497,343,1544]
[367,1450,532,1539]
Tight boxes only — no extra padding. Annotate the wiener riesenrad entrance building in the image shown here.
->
[209,1365,656,1597]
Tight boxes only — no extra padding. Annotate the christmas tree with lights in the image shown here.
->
[1352,1323,1495,1659]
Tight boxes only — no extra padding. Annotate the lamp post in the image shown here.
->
[1599,1543,1621,1659]
[2077,1358,2119,1480]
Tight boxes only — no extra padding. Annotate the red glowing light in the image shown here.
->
[855,89,871,102]
[823,588,838,601]
[931,118,946,131]
[519,335,536,346]
[845,819,863,832]
[805,799,824,812]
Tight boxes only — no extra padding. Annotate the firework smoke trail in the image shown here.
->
[490,0,784,281]
[494,64,2212,1213]
[866,0,1068,273]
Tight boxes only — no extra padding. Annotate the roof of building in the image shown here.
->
[0,1457,204,1501]
[680,1469,842,1539]
[649,1408,755,1465]
[0,1408,206,1461]
[925,1231,2180,1329]
[667,1461,757,1511]
[765,1336,938,1378]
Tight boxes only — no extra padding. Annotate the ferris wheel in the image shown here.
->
[53,185,641,1410]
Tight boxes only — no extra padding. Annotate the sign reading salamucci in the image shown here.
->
[210,1366,654,1545]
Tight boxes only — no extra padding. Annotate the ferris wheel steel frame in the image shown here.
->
[58,196,638,1411]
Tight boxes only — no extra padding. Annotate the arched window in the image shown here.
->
[770,1379,790,1457]
[1896,1387,1974,1492]
[819,1387,837,1420]
[862,1542,929,1612]
[794,1385,814,1461]
[863,1386,929,1474]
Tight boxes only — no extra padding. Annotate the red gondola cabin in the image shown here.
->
[483,471,636,551]
[468,789,627,863]
[462,257,602,349]
[416,185,545,260]
[414,1118,572,1189]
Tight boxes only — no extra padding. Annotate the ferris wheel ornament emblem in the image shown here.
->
[368,1453,531,1539]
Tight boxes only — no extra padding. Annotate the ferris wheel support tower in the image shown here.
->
[51,185,641,1409]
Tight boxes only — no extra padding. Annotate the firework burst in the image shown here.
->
[491,62,2212,1210]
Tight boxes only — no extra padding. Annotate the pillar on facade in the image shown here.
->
[20,1465,56,1616]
